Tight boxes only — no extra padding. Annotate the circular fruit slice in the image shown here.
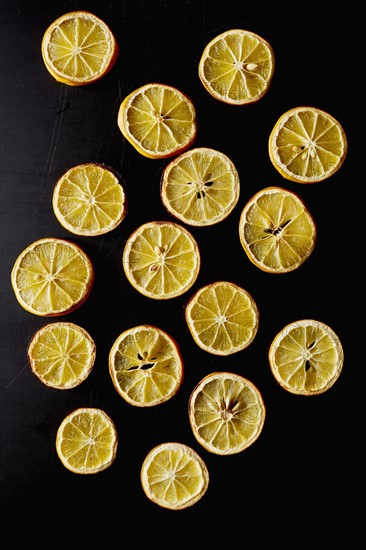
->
[189,372,265,455]
[11,238,94,316]
[109,325,184,407]
[198,29,275,105]
[185,281,259,355]
[160,147,240,226]
[268,106,347,183]
[238,186,316,273]
[268,319,344,395]
[122,221,200,300]
[117,83,197,159]
[52,163,127,236]
[140,442,209,510]
[41,11,118,86]
[28,322,96,389]
[56,408,118,474]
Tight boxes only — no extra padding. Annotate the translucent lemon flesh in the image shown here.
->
[110,326,183,406]
[42,12,117,84]
[118,84,196,158]
[56,408,118,474]
[269,320,344,395]
[161,148,240,226]
[239,187,316,273]
[269,107,347,183]
[123,222,200,299]
[11,239,93,316]
[141,442,209,509]
[186,282,258,355]
[53,164,126,236]
[28,323,95,389]
[189,373,265,455]
[199,29,274,104]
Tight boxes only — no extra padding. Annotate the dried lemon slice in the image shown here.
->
[185,281,259,355]
[117,83,197,159]
[268,319,344,395]
[122,221,200,299]
[238,186,316,273]
[28,322,96,389]
[189,372,265,455]
[52,163,127,236]
[109,325,184,407]
[140,442,209,510]
[160,147,240,226]
[199,29,274,105]
[268,106,347,183]
[11,238,94,316]
[56,408,118,474]
[41,11,118,86]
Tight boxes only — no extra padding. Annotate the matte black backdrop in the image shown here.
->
[0,0,361,543]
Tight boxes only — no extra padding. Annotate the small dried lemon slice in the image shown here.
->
[140,442,209,510]
[268,319,344,395]
[238,186,316,273]
[41,11,118,86]
[198,29,275,105]
[185,281,259,355]
[28,322,96,389]
[160,147,240,226]
[56,408,118,474]
[11,238,94,316]
[189,372,265,455]
[268,106,347,183]
[52,163,127,236]
[117,83,197,159]
[109,325,184,407]
[122,221,200,299]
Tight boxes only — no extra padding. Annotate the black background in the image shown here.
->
[0,0,362,544]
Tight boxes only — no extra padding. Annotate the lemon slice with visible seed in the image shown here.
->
[117,83,197,159]
[268,106,347,183]
[11,238,94,316]
[185,281,259,355]
[198,29,275,105]
[122,221,200,299]
[160,147,240,226]
[189,372,265,455]
[140,442,209,510]
[238,186,316,273]
[28,322,96,389]
[56,408,118,474]
[109,325,184,407]
[268,319,344,395]
[52,163,127,236]
[41,11,118,86]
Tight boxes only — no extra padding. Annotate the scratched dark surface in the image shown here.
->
[0,0,361,542]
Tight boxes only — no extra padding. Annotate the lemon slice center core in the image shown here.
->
[216,314,227,324]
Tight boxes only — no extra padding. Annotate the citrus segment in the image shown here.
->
[268,319,344,395]
[268,106,347,183]
[140,442,209,510]
[11,238,94,316]
[189,372,265,455]
[117,83,197,159]
[52,163,127,236]
[198,29,275,105]
[238,186,316,273]
[41,11,118,86]
[160,147,240,226]
[28,322,96,389]
[56,408,118,474]
[122,221,200,299]
[109,325,184,407]
[185,281,259,355]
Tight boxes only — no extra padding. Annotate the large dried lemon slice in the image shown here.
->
[268,319,344,395]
